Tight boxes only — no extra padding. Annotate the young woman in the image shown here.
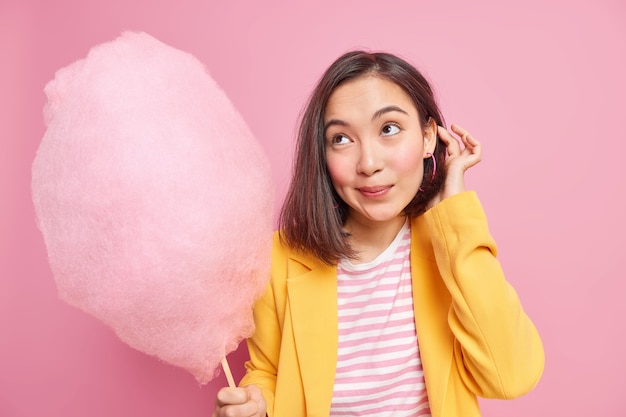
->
[213,51,544,417]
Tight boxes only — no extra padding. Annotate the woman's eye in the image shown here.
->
[331,134,350,145]
[381,124,400,136]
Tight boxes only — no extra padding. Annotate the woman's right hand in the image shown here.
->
[212,384,267,417]
[427,124,482,209]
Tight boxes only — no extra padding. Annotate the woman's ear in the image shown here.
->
[423,118,437,156]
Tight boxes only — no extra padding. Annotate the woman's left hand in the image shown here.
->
[429,124,482,207]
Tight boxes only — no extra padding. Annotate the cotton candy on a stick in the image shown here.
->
[31,32,273,384]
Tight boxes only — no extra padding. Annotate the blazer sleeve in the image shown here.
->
[240,281,278,415]
[423,191,545,399]
[239,233,284,416]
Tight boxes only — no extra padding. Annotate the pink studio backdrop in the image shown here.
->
[1,0,625,416]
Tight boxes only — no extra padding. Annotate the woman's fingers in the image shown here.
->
[246,385,267,414]
[457,126,482,167]
[213,386,267,417]
[466,135,482,159]
[437,124,482,169]
[450,123,470,141]
[215,387,247,407]
[436,125,461,156]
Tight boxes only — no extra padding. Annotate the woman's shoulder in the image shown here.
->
[271,230,336,278]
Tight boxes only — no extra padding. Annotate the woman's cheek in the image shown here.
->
[326,155,351,186]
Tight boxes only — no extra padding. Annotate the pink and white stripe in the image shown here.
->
[330,221,431,416]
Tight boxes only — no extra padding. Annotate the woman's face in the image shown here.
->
[324,75,435,228]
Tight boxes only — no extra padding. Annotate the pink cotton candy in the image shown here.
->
[31,31,274,384]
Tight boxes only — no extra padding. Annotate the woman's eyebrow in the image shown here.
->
[372,105,408,120]
[324,119,348,133]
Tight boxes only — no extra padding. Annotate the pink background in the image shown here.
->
[1,0,625,415]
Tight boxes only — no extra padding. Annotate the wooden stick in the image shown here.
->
[221,356,236,388]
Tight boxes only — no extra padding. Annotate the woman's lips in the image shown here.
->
[357,185,391,197]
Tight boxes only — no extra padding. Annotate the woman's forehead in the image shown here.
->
[324,76,417,121]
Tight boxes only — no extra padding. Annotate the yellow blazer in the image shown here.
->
[240,192,544,417]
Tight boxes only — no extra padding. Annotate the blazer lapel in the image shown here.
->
[287,255,338,417]
[410,215,453,417]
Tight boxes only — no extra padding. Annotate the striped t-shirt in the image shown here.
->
[330,220,431,417]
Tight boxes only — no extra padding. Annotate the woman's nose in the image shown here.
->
[356,140,383,176]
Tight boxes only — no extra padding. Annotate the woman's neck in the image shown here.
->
[343,215,408,264]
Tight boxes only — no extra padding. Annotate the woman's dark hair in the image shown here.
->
[279,50,446,264]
